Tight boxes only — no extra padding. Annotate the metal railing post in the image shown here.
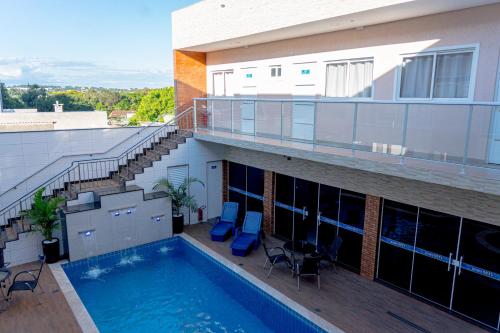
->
[313,101,317,144]
[253,101,257,136]
[400,103,409,164]
[280,101,284,140]
[193,100,197,130]
[211,99,215,131]
[461,105,474,173]
[230,100,234,133]
[352,103,358,154]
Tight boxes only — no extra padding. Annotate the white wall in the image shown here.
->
[0,111,108,130]
[3,231,44,266]
[65,190,172,261]
[0,126,161,207]
[172,0,495,51]
[128,138,226,224]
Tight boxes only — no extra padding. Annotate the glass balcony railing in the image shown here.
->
[193,98,500,170]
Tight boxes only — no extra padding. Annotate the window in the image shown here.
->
[270,65,281,77]
[325,59,373,98]
[399,49,474,99]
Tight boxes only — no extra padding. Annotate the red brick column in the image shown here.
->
[222,160,229,202]
[173,50,206,129]
[360,195,381,280]
[263,170,275,236]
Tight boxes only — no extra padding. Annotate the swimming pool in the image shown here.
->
[62,236,328,333]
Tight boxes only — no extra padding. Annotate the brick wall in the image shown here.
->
[173,50,206,128]
[263,170,275,235]
[360,195,381,280]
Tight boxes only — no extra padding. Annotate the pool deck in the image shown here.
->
[0,225,487,333]
[0,261,82,333]
[184,223,486,333]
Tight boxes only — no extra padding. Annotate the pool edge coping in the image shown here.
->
[179,233,344,333]
[49,261,99,333]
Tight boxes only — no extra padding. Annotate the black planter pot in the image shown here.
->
[172,214,184,234]
[42,238,60,263]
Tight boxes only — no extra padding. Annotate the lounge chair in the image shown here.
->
[296,253,321,290]
[263,241,292,278]
[230,211,262,257]
[210,202,239,241]
[7,256,45,300]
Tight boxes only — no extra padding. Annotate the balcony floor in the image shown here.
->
[194,128,500,197]
[185,223,486,333]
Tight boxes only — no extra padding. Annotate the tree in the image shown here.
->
[20,85,55,112]
[0,83,24,109]
[133,87,175,122]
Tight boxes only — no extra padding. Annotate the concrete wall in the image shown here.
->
[206,4,500,102]
[127,138,226,224]
[3,231,44,266]
[0,111,108,131]
[0,126,161,207]
[224,146,500,227]
[65,190,171,261]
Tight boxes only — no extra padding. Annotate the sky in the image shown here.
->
[0,0,198,89]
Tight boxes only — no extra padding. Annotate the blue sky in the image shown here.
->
[0,0,198,88]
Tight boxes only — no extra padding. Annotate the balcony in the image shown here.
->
[193,98,500,196]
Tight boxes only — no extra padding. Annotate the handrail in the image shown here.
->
[0,105,189,198]
[0,106,193,219]
[194,97,500,107]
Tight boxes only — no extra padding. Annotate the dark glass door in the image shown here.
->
[228,162,247,221]
[377,200,418,290]
[246,166,264,213]
[317,184,340,249]
[452,219,500,329]
[293,178,318,245]
[274,174,294,240]
[411,208,460,307]
[337,190,365,271]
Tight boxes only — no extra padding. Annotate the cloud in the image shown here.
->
[0,57,172,88]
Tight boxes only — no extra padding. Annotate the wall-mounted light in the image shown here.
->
[78,229,95,237]
[151,215,164,223]
[110,207,136,217]
[114,212,120,217]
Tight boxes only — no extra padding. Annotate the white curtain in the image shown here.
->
[349,60,373,98]
[400,55,433,98]
[433,52,472,98]
[325,63,347,97]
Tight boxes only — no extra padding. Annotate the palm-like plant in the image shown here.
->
[23,187,65,241]
[153,177,204,216]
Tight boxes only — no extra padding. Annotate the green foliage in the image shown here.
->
[134,87,175,122]
[22,188,65,241]
[1,84,173,124]
[127,117,140,126]
[153,177,204,216]
[1,83,24,108]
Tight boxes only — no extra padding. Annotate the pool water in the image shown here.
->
[63,237,325,333]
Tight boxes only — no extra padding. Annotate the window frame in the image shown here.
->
[395,44,479,102]
[323,57,375,100]
[270,65,282,78]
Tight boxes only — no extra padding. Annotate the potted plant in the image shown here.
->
[22,187,65,263]
[153,177,204,234]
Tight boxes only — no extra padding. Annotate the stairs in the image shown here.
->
[0,129,193,250]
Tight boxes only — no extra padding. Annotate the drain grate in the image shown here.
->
[387,311,431,333]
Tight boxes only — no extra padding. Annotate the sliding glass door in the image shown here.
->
[228,162,264,222]
[377,199,500,330]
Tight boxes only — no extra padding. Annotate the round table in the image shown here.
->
[283,240,316,255]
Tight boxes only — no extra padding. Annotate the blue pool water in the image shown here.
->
[63,237,326,333]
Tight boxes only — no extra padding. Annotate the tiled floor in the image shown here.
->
[0,261,82,333]
[185,223,487,333]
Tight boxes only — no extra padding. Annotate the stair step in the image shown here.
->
[5,226,17,242]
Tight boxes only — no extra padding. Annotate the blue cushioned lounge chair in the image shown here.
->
[230,211,262,257]
[210,202,239,241]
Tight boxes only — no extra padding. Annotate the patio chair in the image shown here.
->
[262,240,292,278]
[295,252,321,291]
[0,268,11,301]
[230,211,262,257]
[319,236,343,272]
[7,256,45,300]
[210,202,239,242]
